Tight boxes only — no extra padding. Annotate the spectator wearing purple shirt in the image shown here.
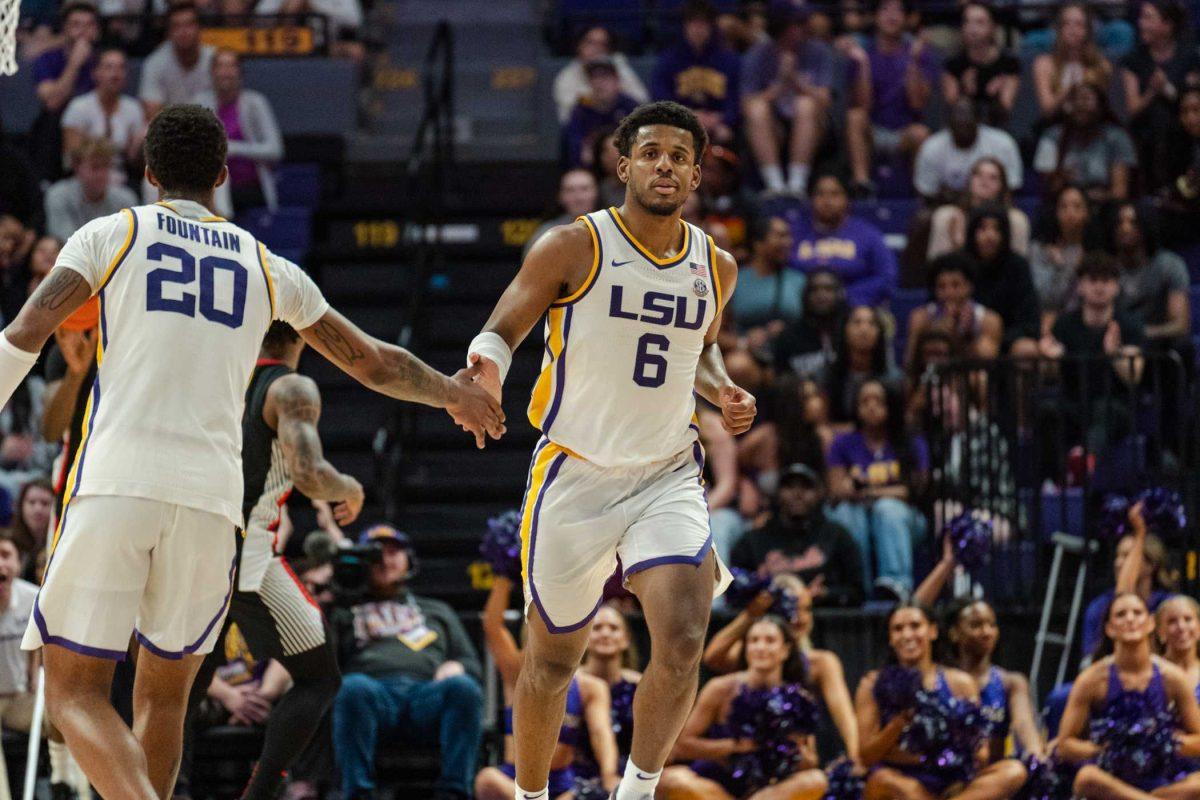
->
[564,59,639,168]
[29,2,101,182]
[650,0,741,145]
[825,379,929,598]
[740,2,836,196]
[844,0,939,196]
[32,2,100,114]
[786,173,897,309]
[193,50,283,212]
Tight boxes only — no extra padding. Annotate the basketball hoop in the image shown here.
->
[0,0,17,75]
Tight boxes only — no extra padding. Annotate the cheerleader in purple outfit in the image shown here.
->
[474,576,620,799]
[1058,592,1200,800]
[856,602,1027,799]
[659,616,828,799]
[576,604,642,779]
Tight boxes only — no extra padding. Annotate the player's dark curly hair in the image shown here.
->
[613,101,709,164]
[144,104,227,196]
[262,321,300,356]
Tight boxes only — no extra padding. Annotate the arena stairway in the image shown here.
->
[306,164,559,609]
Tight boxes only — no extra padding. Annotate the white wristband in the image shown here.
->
[0,332,39,411]
[467,331,512,385]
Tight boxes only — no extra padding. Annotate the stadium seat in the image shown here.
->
[856,198,919,237]
[275,163,322,208]
[236,207,312,253]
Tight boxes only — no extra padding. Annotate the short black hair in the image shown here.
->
[166,0,200,20]
[60,1,99,22]
[681,0,717,23]
[262,321,300,355]
[144,104,227,196]
[748,213,784,245]
[1076,251,1120,281]
[613,101,709,164]
[927,252,976,292]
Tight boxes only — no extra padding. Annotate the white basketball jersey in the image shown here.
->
[54,200,329,526]
[527,208,721,467]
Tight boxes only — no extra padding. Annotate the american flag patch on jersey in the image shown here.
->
[689,261,708,278]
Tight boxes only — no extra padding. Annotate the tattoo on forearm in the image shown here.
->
[379,347,448,405]
[311,320,365,366]
[36,270,85,311]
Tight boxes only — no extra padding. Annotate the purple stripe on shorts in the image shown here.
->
[622,532,714,579]
[541,306,573,436]
[528,452,602,634]
[134,545,238,660]
[32,600,129,661]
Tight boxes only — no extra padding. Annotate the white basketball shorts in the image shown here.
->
[518,437,732,633]
[23,495,237,660]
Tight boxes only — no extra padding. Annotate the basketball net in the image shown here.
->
[0,0,17,75]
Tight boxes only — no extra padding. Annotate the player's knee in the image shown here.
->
[521,649,578,694]
[654,619,707,675]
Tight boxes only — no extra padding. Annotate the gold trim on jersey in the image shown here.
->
[256,242,278,319]
[155,200,227,223]
[519,440,565,585]
[97,209,137,294]
[526,306,567,429]
[608,207,691,267]
[707,234,723,312]
[551,216,602,307]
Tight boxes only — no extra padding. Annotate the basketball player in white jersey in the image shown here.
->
[466,101,756,800]
[0,105,503,800]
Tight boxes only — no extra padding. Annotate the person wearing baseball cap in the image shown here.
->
[329,524,484,800]
[730,463,865,607]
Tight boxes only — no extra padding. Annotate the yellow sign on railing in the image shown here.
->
[201,24,316,56]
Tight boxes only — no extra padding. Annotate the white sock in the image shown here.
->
[515,784,548,800]
[615,761,662,800]
[787,163,810,194]
[49,740,68,783]
[759,164,785,192]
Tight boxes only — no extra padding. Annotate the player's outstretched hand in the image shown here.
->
[448,363,507,449]
[718,384,756,435]
[467,352,503,403]
[334,479,365,526]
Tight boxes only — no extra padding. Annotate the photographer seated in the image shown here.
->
[331,525,484,800]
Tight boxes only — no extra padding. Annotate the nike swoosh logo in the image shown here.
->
[636,773,655,780]
[611,259,634,267]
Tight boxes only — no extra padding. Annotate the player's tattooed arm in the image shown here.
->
[694,246,755,435]
[299,308,505,448]
[5,267,93,352]
[268,374,363,516]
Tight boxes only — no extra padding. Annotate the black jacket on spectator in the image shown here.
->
[965,206,1040,347]
[0,143,42,229]
[731,511,865,607]
[333,591,482,683]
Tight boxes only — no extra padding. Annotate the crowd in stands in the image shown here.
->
[2,0,1200,797]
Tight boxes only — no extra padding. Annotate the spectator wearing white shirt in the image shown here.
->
[61,48,146,186]
[138,1,215,119]
[192,50,284,211]
[0,531,78,800]
[253,0,361,40]
[45,138,140,242]
[552,25,648,124]
[913,97,1022,205]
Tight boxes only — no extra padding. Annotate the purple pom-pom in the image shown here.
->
[1135,487,1187,541]
[1099,495,1132,540]
[942,512,992,574]
[822,757,865,800]
[610,678,636,752]
[479,510,523,580]
[873,665,923,720]
[1017,754,1076,800]
[725,568,800,620]
[899,691,986,783]
[723,683,822,793]
[1089,690,1178,786]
